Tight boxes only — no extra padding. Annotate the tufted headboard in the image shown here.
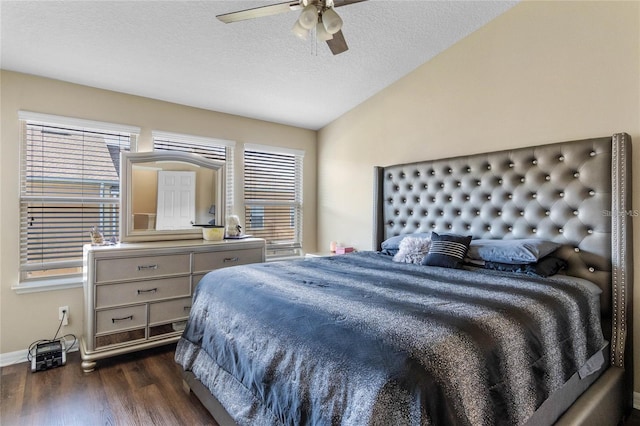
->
[373,133,632,370]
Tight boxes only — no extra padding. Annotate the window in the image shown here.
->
[19,112,139,284]
[243,144,304,258]
[153,131,235,217]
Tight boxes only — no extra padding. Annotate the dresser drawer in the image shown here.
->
[96,276,191,308]
[149,297,192,325]
[193,248,263,273]
[96,305,147,334]
[94,254,190,283]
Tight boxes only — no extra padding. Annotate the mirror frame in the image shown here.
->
[120,151,226,242]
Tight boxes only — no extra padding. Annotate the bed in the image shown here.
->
[176,133,633,425]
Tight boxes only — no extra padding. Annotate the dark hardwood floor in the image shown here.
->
[1,345,217,426]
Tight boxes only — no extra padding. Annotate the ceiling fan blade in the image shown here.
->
[332,0,367,8]
[217,1,302,24]
[327,30,348,55]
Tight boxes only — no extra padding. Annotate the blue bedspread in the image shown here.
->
[175,251,605,425]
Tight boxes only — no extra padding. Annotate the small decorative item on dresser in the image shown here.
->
[226,215,242,237]
[89,226,104,245]
[200,225,225,241]
[330,241,337,253]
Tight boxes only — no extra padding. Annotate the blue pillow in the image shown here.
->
[466,239,561,265]
[381,232,431,256]
[422,232,472,269]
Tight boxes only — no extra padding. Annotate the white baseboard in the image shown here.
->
[0,339,78,368]
[634,392,640,410]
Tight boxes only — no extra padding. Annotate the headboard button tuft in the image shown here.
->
[574,172,580,178]
[588,267,595,272]
[590,151,596,157]
[558,156,565,161]
[574,247,580,253]
[589,190,596,196]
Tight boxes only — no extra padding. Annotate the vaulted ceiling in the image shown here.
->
[1,1,518,130]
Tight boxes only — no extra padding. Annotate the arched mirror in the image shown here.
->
[120,151,225,242]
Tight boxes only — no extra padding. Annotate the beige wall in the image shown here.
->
[0,70,317,355]
[318,1,640,392]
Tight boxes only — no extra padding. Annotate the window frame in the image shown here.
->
[243,143,304,259]
[16,111,139,292]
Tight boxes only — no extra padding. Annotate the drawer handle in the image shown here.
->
[183,306,191,311]
[223,257,239,263]
[137,264,158,271]
[137,288,158,295]
[112,315,133,323]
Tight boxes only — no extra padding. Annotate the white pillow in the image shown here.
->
[393,236,431,264]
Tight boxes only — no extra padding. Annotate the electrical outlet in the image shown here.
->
[58,306,69,326]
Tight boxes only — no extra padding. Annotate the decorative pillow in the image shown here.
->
[393,236,431,264]
[381,232,431,256]
[478,256,568,277]
[421,232,472,269]
[466,239,561,265]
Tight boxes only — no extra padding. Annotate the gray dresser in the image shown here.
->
[81,238,265,372]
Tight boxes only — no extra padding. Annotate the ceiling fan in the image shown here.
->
[216,0,367,55]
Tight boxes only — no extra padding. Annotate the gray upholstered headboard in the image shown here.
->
[373,133,632,371]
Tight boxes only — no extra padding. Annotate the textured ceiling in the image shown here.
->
[1,1,518,130]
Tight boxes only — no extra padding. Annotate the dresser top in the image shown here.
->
[84,237,265,253]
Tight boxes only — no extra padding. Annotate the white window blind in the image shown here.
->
[19,112,138,282]
[243,145,304,258]
[153,131,235,217]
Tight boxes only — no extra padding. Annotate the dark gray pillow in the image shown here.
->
[466,239,561,265]
[381,232,431,256]
[478,256,568,277]
[422,232,472,269]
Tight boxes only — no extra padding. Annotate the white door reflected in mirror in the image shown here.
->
[155,171,196,230]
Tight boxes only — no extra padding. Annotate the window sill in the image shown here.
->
[12,276,83,294]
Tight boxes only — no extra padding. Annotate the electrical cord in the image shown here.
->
[26,310,77,362]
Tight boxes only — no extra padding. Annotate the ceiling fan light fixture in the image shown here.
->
[322,7,342,34]
[316,18,333,41]
[298,4,318,30]
[291,20,310,40]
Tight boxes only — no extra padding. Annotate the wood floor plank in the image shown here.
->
[1,345,217,426]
